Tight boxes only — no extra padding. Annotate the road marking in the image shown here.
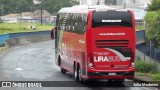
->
[14,68,24,71]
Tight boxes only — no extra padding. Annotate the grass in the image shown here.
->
[135,72,160,81]
[135,59,160,81]
[0,22,144,34]
[136,26,145,31]
[0,23,53,35]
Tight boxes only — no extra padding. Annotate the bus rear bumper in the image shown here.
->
[82,71,134,80]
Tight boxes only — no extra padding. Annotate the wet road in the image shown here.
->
[0,40,158,90]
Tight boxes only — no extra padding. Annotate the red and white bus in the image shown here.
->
[54,5,136,82]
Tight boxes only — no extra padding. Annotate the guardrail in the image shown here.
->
[0,30,50,44]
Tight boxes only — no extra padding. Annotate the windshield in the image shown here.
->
[92,11,133,28]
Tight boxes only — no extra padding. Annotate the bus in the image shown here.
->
[54,5,136,82]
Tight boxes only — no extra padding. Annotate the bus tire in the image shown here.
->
[78,66,84,83]
[60,60,66,74]
[74,64,83,82]
[74,64,80,82]
[74,66,78,81]
[60,67,66,74]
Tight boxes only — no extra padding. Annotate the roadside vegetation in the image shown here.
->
[144,0,160,48]
[135,59,160,81]
[0,0,77,15]
[0,23,53,35]
[136,26,145,31]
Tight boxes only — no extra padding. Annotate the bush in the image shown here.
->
[150,63,159,73]
[135,60,151,73]
[135,60,159,73]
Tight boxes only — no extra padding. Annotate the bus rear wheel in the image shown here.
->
[60,60,66,74]
[60,67,66,74]
[74,65,83,82]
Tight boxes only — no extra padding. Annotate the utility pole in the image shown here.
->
[144,45,146,62]
[150,40,152,62]
[40,0,42,26]
[33,0,43,26]
[1,5,4,19]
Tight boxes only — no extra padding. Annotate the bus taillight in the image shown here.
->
[88,53,94,68]
[130,53,135,68]
[131,62,134,67]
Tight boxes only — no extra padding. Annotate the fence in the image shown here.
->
[137,44,160,61]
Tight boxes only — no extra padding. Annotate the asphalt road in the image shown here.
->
[0,40,158,90]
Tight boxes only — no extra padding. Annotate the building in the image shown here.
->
[22,12,34,18]
[2,14,21,23]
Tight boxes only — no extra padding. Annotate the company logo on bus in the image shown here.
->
[94,56,121,62]
[99,33,125,36]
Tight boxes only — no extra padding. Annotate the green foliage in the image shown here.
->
[0,0,36,14]
[0,23,52,35]
[136,26,145,31]
[150,63,159,73]
[144,11,160,47]
[148,0,160,11]
[152,74,160,81]
[41,0,78,13]
[135,60,151,73]
[135,60,159,73]
[0,0,77,14]
[135,72,160,81]
[144,11,157,25]
[145,0,160,47]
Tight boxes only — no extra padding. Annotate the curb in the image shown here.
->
[134,76,152,83]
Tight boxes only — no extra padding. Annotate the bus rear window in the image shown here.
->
[92,11,132,28]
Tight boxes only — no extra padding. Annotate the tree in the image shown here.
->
[0,0,77,15]
[41,0,77,13]
[144,11,160,47]
[0,0,36,14]
[148,0,160,11]
[144,0,160,48]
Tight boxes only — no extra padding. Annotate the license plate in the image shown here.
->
[108,73,116,75]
